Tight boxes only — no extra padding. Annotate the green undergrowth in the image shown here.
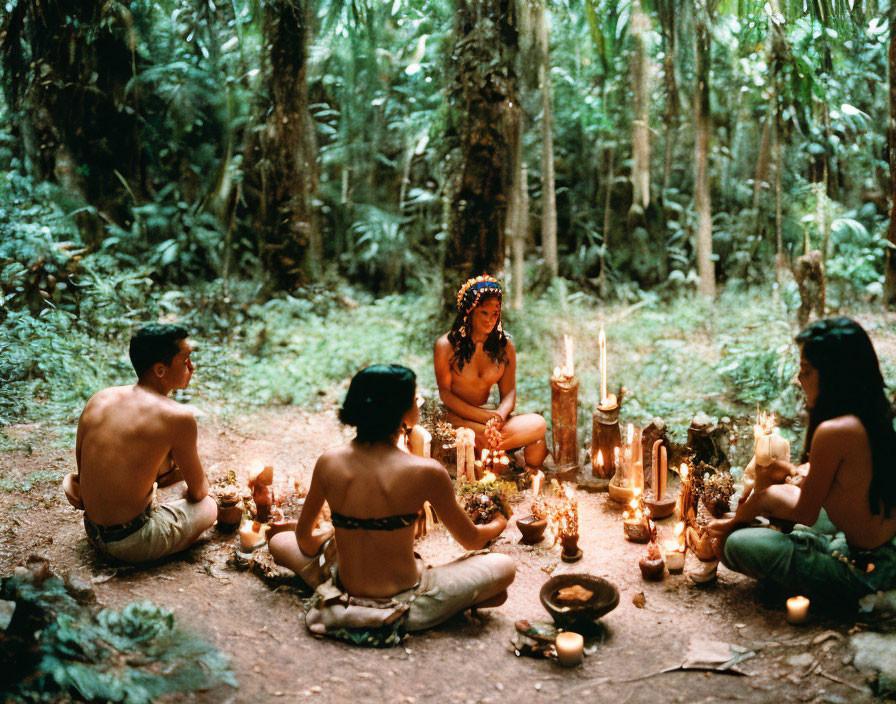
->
[2,274,895,452]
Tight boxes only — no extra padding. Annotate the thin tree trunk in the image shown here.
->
[512,166,529,310]
[753,103,773,212]
[443,0,519,310]
[599,147,614,296]
[658,0,679,196]
[773,116,785,280]
[537,2,558,277]
[884,0,896,306]
[630,0,651,213]
[694,0,715,297]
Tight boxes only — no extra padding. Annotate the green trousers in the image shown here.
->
[722,512,896,604]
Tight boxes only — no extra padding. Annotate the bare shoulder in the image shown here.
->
[434,334,452,355]
[413,456,452,484]
[503,338,517,358]
[816,415,867,441]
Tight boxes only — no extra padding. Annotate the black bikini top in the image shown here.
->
[330,510,419,531]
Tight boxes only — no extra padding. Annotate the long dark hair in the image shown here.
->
[797,317,896,517]
[339,365,416,444]
[448,285,509,371]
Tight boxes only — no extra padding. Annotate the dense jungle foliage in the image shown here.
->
[0,0,894,436]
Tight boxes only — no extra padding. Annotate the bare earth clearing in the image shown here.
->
[0,404,887,704]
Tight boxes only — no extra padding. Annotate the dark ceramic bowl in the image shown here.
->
[539,573,620,627]
[516,515,548,544]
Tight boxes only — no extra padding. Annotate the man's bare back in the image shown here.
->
[63,326,215,563]
[76,384,205,526]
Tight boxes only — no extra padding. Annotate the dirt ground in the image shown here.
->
[0,406,887,704]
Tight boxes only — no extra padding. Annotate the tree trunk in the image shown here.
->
[512,166,529,310]
[885,0,896,307]
[598,147,614,297]
[443,0,520,308]
[658,0,679,196]
[0,0,141,237]
[536,2,558,278]
[248,0,318,289]
[773,116,785,280]
[693,1,715,297]
[630,0,651,214]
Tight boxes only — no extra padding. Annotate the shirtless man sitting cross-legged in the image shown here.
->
[62,324,217,564]
[434,275,548,472]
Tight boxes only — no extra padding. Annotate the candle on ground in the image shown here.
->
[239,520,266,552]
[786,596,810,624]
[555,631,584,667]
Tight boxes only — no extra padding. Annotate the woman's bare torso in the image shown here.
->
[318,444,430,597]
[821,417,896,550]
[448,341,505,408]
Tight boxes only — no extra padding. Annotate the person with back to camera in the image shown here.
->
[268,364,516,643]
[62,324,217,563]
[708,317,896,607]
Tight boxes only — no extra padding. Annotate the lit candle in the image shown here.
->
[663,522,686,572]
[786,596,810,624]
[599,326,607,403]
[564,334,574,375]
[239,520,266,552]
[555,631,584,667]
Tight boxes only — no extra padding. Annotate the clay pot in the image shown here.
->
[216,501,243,530]
[517,515,548,545]
[639,556,665,581]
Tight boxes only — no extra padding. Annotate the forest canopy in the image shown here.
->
[0,0,894,427]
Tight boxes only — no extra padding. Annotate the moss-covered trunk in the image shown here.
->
[247,0,318,290]
[443,0,520,306]
[0,0,140,239]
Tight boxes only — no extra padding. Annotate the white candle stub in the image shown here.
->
[555,631,584,667]
[786,596,810,624]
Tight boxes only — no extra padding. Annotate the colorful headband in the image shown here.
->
[456,275,502,312]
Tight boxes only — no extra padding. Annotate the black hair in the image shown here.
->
[339,365,416,443]
[448,288,508,371]
[796,317,896,517]
[129,324,189,378]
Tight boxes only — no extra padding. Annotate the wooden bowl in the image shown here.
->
[539,573,619,627]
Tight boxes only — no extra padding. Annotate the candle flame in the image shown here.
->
[680,463,689,481]
[633,487,642,498]
[623,510,630,519]
[674,521,685,537]
[634,509,642,519]
[482,471,496,484]
[596,449,604,466]
[629,497,639,509]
